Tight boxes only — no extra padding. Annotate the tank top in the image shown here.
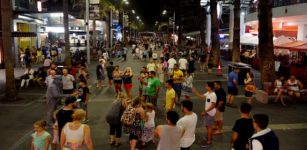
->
[32,131,52,150]
[144,111,155,128]
[157,125,182,150]
[113,71,122,81]
[63,123,85,148]
[288,80,299,91]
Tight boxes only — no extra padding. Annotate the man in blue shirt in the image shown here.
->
[227,68,239,107]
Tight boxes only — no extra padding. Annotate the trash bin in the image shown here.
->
[228,62,251,85]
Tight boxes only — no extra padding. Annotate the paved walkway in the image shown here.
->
[0,48,307,150]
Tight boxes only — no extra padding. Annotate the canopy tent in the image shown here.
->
[241,36,259,45]
[273,35,294,46]
[240,33,255,43]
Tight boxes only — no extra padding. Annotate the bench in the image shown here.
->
[255,82,307,104]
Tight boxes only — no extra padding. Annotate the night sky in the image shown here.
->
[130,0,166,29]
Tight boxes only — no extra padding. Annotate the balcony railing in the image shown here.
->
[248,0,307,13]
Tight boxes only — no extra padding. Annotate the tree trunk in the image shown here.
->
[232,0,240,62]
[105,10,111,48]
[198,0,206,49]
[1,0,17,101]
[63,0,71,67]
[210,0,221,66]
[258,0,275,84]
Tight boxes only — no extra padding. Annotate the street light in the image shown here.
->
[132,9,135,14]
[136,16,140,20]
[162,10,167,15]
[123,0,129,5]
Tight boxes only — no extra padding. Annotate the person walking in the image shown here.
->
[231,103,254,150]
[60,109,93,150]
[248,114,279,150]
[177,100,198,150]
[155,111,183,150]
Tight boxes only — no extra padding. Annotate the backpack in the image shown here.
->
[120,105,136,125]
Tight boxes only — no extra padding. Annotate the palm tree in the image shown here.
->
[1,0,17,101]
[258,0,275,83]
[63,0,71,67]
[232,0,240,62]
[99,0,115,48]
[210,0,221,66]
[197,0,207,49]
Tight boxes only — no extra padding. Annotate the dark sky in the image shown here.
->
[130,0,165,29]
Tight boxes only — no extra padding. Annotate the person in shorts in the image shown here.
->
[193,82,217,147]
[106,61,115,87]
[213,81,226,135]
[227,68,239,107]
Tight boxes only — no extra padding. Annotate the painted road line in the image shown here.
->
[195,123,307,133]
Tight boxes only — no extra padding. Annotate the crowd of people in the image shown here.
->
[28,40,288,150]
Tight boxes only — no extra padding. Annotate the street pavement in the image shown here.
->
[0,48,307,150]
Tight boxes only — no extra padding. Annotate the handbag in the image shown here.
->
[121,105,136,125]
[245,84,256,93]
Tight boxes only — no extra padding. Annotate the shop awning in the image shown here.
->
[274,41,307,52]
[0,32,37,37]
[12,32,37,37]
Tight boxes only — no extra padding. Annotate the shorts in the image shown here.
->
[113,79,122,84]
[79,102,88,112]
[108,74,113,80]
[215,110,223,121]
[203,115,214,126]
[124,83,133,90]
[228,86,238,96]
[245,91,253,97]
[146,95,157,106]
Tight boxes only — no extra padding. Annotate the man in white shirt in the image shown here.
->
[178,57,188,72]
[177,100,197,150]
[167,56,177,74]
[193,82,217,148]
